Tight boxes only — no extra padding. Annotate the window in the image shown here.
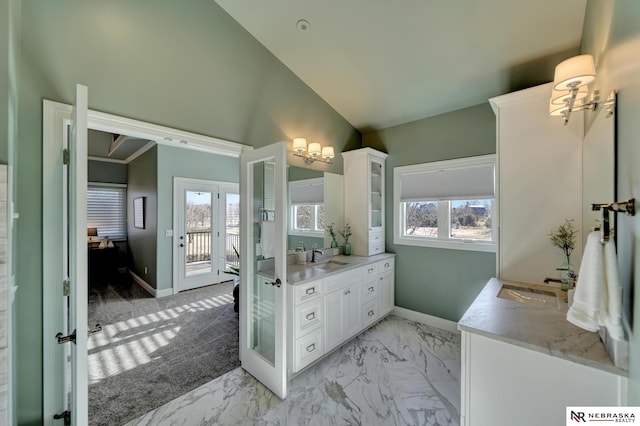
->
[393,155,496,252]
[87,183,127,240]
[289,178,324,236]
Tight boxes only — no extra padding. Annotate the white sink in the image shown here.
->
[313,260,349,271]
[497,284,563,308]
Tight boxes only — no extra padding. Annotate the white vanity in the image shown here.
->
[286,253,395,375]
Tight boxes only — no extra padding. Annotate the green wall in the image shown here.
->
[15,1,358,423]
[88,160,127,184]
[363,103,497,321]
[156,144,240,292]
[581,0,640,404]
[127,146,158,287]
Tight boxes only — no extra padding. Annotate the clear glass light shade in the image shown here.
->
[308,142,321,156]
[553,54,596,90]
[293,137,307,152]
[551,86,588,105]
[321,146,335,159]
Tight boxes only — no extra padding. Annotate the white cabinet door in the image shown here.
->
[324,290,343,351]
[342,283,362,339]
[378,271,394,316]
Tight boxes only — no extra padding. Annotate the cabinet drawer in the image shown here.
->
[369,231,384,244]
[294,328,324,372]
[293,280,323,305]
[363,262,379,278]
[362,300,378,328]
[325,267,361,293]
[294,299,323,338]
[361,279,377,303]
[378,257,395,273]
[369,241,385,256]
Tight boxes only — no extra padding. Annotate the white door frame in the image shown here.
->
[42,99,251,425]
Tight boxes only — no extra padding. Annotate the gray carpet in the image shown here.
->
[88,274,239,426]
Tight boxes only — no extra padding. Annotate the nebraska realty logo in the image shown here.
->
[567,407,639,424]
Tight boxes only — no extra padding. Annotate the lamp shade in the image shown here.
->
[293,137,307,152]
[551,86,588,105]
[308,142,321,156]
[553,54,596,90]
[321,146,335,159]
[549,99,568,117]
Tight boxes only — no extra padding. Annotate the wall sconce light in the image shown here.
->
[292,137,335,164]
[549,54,600,125]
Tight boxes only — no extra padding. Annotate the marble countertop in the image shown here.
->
[285,253,395,285]
[458,277,626,376]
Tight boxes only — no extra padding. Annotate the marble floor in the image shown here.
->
[127,315,461,426]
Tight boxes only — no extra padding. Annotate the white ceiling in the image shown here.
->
[215,0,587,131]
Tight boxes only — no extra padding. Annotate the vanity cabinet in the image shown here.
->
[343,148,388,256]
[287,255,395,375]
[461,331,627,426]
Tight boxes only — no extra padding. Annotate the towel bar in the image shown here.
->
[591,198,635,243]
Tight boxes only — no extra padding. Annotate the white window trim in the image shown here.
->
[393,155,497,253]
[288,178,324,237]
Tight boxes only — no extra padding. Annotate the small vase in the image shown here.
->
[343,242,352,256]
[331,239,338,248]
[558,262,575,291]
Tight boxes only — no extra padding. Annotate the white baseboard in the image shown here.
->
[391,306,460,334]
[128,271,173,298]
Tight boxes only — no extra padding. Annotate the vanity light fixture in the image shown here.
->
[292,137,335,164]
[549,54,599,125]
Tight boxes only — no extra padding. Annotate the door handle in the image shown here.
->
[266,278,282,287]
[56,324,102,344]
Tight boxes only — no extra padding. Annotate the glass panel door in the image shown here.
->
[370,159,383,229]
[240,142,287,399]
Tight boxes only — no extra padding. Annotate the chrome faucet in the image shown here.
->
[311,243,324,263]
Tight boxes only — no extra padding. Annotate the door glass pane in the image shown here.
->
[370,160,382,228]
[185,190,213,277]
[225,193,240,270]
[251,162,276,364]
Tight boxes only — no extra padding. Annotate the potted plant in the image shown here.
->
[340,223,352,256]
[548,219,577,290]
[325,222,338,248]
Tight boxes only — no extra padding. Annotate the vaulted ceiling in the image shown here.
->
[215,0,587,131]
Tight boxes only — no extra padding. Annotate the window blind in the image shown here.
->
[399,158,495,202]
[289,178,324,205]
[87,185,127,239]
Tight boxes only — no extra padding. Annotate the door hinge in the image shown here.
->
[217,231,220,237]
[53,410,71,426]
[217,270,220,276]
[63,149,70,165]
[63,280,70,296]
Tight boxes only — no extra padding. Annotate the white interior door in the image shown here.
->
[240,142,287,399]
[69,84,89,425]
[175,178,220,292]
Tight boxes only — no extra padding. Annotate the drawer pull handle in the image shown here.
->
[368,268,374,273]
[306,312,316,321]
[305,287,316,295]
[368,286,374,292]
[368,310,375,316]
[384,262,390,268]
[306,343,316,352]
[344,290,351,295]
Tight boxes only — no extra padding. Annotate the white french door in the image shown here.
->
[68,84,90,424]
[240,142,288,399]
[174,178,220,292]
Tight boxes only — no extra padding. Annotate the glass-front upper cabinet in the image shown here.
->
[370,159,383,229]
[343,147,388,256]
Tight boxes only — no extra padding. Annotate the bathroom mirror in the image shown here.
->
[287,166,344,251]
[582,91,616,246]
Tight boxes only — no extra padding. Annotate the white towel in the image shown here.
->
[599,239,625,340]
[567,231,624,340]
[567,232,603,332]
